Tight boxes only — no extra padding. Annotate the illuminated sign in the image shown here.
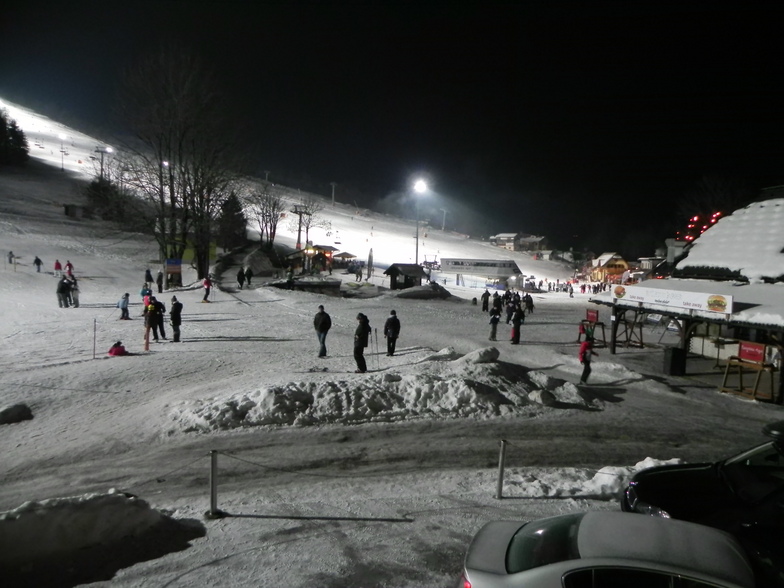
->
[612,285,732,314]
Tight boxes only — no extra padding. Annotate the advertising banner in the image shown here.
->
[611,285,732,314]
[738,341,766,364]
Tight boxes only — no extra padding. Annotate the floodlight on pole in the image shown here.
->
[95,145,113,181]
[413,179,428,265]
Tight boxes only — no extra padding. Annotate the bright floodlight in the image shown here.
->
[106,147,113,153]
[413,179,427,193]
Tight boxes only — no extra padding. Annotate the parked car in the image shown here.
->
[622,420,784,585]
[459,511,754,588]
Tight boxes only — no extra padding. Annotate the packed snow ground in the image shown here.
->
[1,100,783,587]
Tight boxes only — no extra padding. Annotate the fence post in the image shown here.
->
[205,450,227,519]
[496,439,507,499]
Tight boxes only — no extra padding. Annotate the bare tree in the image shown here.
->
[244,183,286,249]
[114,45,240,280]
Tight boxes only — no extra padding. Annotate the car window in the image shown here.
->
[563,568,727,587]
[722,442,784,503]
[506,513,581,573]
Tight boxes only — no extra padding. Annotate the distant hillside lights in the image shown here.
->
[675,211,722,242]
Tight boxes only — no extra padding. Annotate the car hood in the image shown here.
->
[627,462,737,522]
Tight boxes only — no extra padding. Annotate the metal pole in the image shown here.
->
[205,450,227,519]
[415,201,419,265]
[93,318,97,359]
[496,439,507,499]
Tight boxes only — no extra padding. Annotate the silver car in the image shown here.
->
[459,511,755,588]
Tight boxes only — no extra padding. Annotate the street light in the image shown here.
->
[95,146,113,181]
[413,179,427,265]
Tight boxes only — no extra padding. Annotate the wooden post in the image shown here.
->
[496,439,507,499]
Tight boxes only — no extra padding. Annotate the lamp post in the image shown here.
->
[330,182,337,207]
[439,208,447,231]
[413,179,427,265]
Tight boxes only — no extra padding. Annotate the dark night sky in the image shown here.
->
[3,1,784,254]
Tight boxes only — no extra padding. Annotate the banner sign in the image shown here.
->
[611,285,732,314]
[586,309,599,323]
[165,259,182,274]
[738,341,766,364]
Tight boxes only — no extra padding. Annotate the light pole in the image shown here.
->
[439,208,447,231]
[58,134,66,171]
[330,182,337,207]
[413,179,427,265]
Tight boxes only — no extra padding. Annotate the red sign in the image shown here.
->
[586,309,599,323]
[738,341,766,364]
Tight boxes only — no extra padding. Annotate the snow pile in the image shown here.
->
[169,350,601,432]
[504,457,684,499]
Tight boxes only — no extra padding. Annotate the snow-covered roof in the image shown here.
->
[676,198,784,283]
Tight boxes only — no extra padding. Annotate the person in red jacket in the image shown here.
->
[202,276,212,302]
[578,337,598,385]
[108,341,129,356]
[54,259,62,277]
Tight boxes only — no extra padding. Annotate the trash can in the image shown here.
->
[664,347,686,376]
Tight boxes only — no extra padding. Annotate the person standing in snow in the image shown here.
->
[69,276,80,308]
[118,293,131,320]
[578,337,598,385]
[54,259,62,277]
[313,304,332,358]
[202,275,212,302]
[153,296,167,339]
[353,313,372,373]
[480,289,490,312]
[510,305,525,344]
[156,270,164,294]
[7,251,13,264]
[56,276,71,308]
[383,309,400,356]
[237,268,245,290]
[144,297,162,342]
[145,268,154,284]
[33,256,42,272]
[169,296,183,342]
[244,267,253,287]
[489,306,501,341]
[64,260,74,276]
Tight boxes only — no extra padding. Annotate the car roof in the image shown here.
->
[577,512,754,587]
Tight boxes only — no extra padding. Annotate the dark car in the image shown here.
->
[621,420,784,585]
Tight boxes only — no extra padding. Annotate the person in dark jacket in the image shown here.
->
[144,297,163,342]
[244,267,253,286]
[313,304,332,357]
[56,276,71,308]
[145,268,154,284]
[353,313,371,373]
[511,305,525,344]
[237,268,246,290]
[156,270,164,293]
[383,310,400,356]
[169,296,183,342]
[153,296,167,339]
[480,289,490,312]
[489,306,501,341]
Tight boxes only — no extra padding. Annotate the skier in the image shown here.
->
[383,310,400,356]
[118,293,131,320]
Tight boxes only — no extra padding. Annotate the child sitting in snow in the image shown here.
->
[108,341,130,356]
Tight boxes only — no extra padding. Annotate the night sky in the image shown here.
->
[3,1,784,255]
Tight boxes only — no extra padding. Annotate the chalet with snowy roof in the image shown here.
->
[489,233,520,250]
[589,252,630,283]
[591,195,784,402]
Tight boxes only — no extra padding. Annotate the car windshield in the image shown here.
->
[720,441,784,503]
[506,513,582,573]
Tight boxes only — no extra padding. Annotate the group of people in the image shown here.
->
[480,288,533,344]
[56,274,80,308]
[312,305,401,373]
[236,267,253,290]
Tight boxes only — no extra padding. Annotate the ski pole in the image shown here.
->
[374,328,379,370]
